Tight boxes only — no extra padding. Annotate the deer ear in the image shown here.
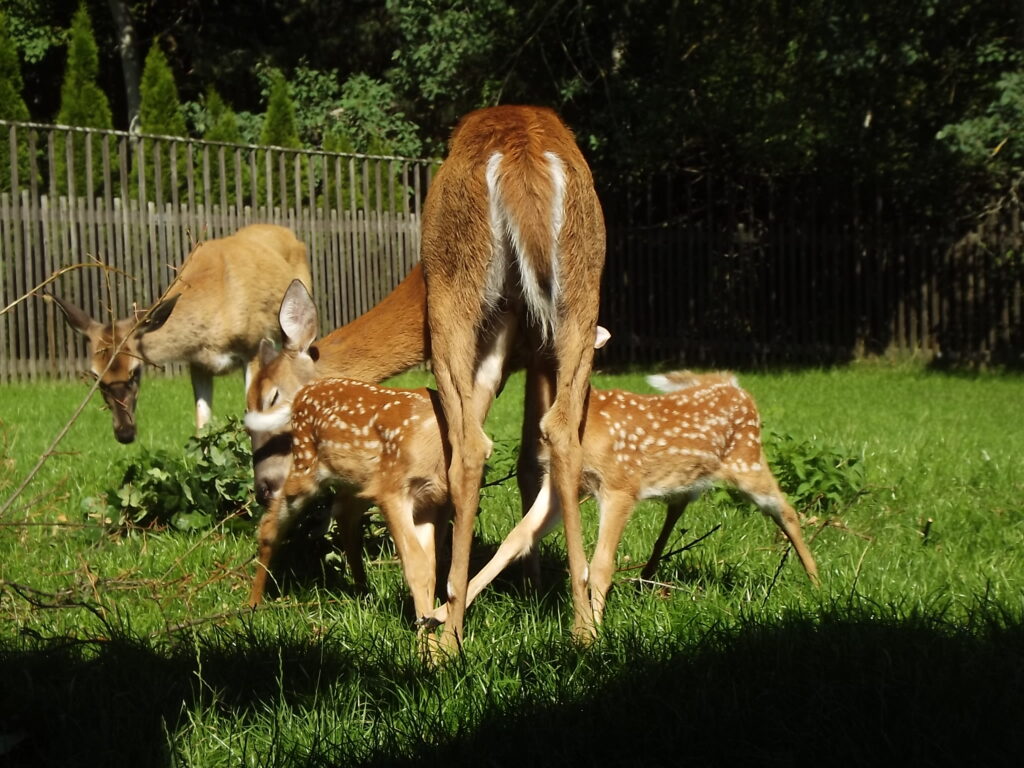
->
[594,325,610,349]
[138,294,179,334]
[48,293,100,336]
[258,337,279,368]
[279,279,318,353]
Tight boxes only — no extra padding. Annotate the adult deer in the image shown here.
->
[50,224,312,443]
[428,371,820,627]
[420,105,605,649]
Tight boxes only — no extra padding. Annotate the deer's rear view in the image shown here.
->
[421,105,605,650]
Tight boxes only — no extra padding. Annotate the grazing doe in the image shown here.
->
[430,370,819,626]
[51,224,312,443]
[246,377,450,626]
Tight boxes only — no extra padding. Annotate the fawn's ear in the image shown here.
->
[279,280,318,354]
[594,326,610,349]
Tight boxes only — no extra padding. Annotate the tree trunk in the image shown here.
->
[106,0,141,131]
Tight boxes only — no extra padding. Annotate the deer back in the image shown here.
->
[582,372,764,501]
[284,378,449,508]
[140,224,312,368]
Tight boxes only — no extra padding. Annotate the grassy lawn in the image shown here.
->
[1,362,1022,767]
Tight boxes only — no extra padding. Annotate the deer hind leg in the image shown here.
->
[430,472,563,625]
[431,313,516,651]
[517,362,555,589]
[731,461,819,585]
[332,495,370,591]
[541,320,601,641]
[588,489,637,625]
[641,498,692,582]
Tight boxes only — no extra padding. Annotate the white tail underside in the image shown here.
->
[485,151,565,344]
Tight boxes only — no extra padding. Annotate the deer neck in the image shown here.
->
[313,264,430,384]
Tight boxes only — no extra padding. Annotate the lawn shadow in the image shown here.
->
[1,606,1022,767]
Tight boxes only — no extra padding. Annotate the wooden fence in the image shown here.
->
[0,120,437,381]
[2,121,1022,382]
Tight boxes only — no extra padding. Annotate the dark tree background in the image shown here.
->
[1,0,1022,217]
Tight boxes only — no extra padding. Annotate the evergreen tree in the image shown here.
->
[202,88,240,144]
[201,87,245,206]
[138,41,185,137]
[55,2,112,197]
[258,69,302,209]
[135,40,187,202]
[0,10,30,191]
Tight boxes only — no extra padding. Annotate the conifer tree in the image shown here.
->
[259,70,300,149]
[138,41,185,137]
[258,69,302,209]
[203,88,240,144]
[0,10,30,191]
[55,3,112,197]
[202,87,244,205]
[135,40,187,202]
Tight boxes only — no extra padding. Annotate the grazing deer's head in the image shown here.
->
[50,294,179,444]
[245,279,320,506]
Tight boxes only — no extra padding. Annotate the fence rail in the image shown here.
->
[2,121,1022,382]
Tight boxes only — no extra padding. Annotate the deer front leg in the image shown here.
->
[189,363,214,431]
[249,487,310,607]
[250,493,285,607]
[332,495,370,591]
[517,362,555,590]
[378,494,438,627]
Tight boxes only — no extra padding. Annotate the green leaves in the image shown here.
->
[86,417,256,533]
[764,428,867,514]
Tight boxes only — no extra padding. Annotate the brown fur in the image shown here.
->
[249,377,450,626]
[52,224,311,443]
[421,105,606,649]
[431,371,819,625]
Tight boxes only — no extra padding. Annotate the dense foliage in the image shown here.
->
[52,2,111,196]
[0,0,1018,207]
[84,418,257,532]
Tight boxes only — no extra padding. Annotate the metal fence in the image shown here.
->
[3,120,1022,382]
[599,174,1024,368]
[0,120,436,381]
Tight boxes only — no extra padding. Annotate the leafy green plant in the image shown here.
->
[762,428,867,514]
[84,417,256,532]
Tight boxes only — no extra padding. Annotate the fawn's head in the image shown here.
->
[245,279,320,506]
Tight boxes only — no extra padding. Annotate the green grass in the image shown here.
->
[1,363,1023,767]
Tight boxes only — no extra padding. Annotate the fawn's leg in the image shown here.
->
[588,489,636,625]
[640,498,691,582]
[733,462,819,585]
